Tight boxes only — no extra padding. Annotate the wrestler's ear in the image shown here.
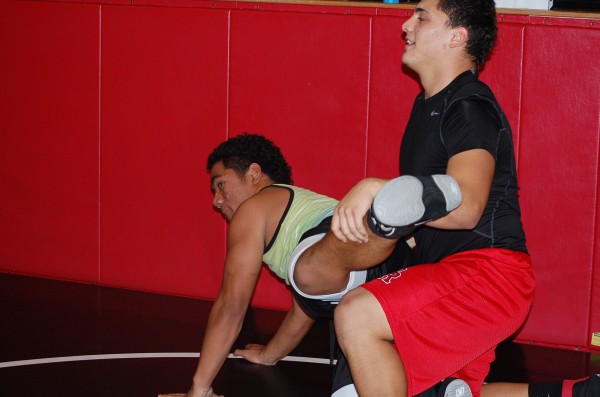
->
[449,26,468,49]
[247,163,262,184]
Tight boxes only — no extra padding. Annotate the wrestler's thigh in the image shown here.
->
[307,231,396,270]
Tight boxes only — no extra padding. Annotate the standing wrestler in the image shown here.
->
[324,0,533,396]
[322,1,599,396]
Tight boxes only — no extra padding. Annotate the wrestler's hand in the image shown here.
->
[158,394,188,397]
[158,385,223,397]
[234,343,278,366]
[332,178,387,243]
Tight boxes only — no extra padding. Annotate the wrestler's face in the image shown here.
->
[210,161,256,222]
[401,0,453,72]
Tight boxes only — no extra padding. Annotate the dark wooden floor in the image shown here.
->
[1,273,598,396]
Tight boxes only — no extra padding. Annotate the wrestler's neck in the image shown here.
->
[255,176,278,192]
[420,59,476,99]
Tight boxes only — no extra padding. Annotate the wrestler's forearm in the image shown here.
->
[192,297,246,390]
[261,300,315,364]
[428,149,494,230]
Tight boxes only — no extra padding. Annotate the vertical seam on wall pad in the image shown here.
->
[364,17,373,177]
[516,25,525,171]
[98,4,103,283]
[226,10,231,138]
[589,72,600,350]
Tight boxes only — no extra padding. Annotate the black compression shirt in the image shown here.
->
[400,70,528,264]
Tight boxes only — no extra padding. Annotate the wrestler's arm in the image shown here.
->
[186,203,266,397]
[234,293,315,365]
[332,148,494,242]
[426,148,494,230]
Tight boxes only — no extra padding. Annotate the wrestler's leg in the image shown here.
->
[293,174,459,296]
[331,349,474,397]
[293,226,400,296]
[415,379,472,397]
[481,383,528,397]
[334,287,407,397]
[293,175,457,296]
[481,374,600,397]
[331,355,473,397]
[331,351,357,397]
[334,287,479,397]
[526,375,600,397]
[565,374,600,397]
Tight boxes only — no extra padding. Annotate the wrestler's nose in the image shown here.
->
[213,192,223,209]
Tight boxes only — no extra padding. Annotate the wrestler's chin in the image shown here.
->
[401,57,419,74]
[219,210,232,222]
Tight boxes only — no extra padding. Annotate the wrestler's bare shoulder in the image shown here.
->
[230,185,290,227]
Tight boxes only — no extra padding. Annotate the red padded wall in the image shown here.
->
[516,21,600,350]
[100,5,230,299]
[368,12,420,179]
[593,235,600,350]
[0,0,100,281]
[229,9,373,199]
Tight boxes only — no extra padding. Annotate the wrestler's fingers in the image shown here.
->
[338,206,366,243]
[331,207,348,242]
[345,213,367,243]
[351,207,370,242]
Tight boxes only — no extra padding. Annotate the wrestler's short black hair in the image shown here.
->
[206,133,293,185]
[438,0,497,69]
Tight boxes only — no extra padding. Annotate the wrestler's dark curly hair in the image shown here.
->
[438,0,497,69]
[206,133,293,185]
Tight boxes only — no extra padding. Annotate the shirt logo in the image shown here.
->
[430,110,440,116]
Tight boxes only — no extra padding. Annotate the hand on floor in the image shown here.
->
[233,343,278,366]
[158,387,223,397]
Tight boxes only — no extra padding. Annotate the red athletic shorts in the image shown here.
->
[361,248,535,397]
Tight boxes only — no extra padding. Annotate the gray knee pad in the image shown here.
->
[368,175,461,239]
